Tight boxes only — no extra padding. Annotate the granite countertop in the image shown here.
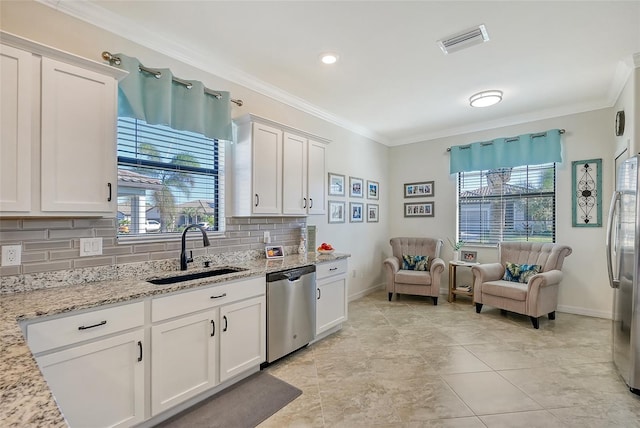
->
[0,253,349,427]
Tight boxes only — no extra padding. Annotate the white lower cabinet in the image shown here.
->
[150,309,218,415]
[35,329,145,428]
[150,277,266,416]
[219,296,266,382]
[315,259,349,336]
[24,276,267,426]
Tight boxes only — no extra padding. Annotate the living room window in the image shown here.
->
[457,163,556,245]
[116,117,224,237]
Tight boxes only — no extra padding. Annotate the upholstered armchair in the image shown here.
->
[471,242,572,329]
[383,237,445,304]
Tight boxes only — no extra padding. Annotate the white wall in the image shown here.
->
[0,0,390,300]
[388,109,616,318]
[1,1,636,314]
[613,60,637,159]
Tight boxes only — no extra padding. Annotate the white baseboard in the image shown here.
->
[348,283,384,302]
[353,285,613,320]
[557,304,612,320]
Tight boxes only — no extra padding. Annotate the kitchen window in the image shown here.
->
[116,117,224,237]
[457,163,556,245]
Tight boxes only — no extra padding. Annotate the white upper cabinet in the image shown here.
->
[307,139,326,215]
[40,57,117,213]
[0,32,125,217]
[0,44,32,212]
[282,132,308,215]
[232,114,329,217]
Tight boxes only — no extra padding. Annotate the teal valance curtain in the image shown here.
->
[113,54,232,141]
[449,129,563,174]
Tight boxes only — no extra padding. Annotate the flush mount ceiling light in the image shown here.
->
[469,90,503,107]
[319,52,339,65]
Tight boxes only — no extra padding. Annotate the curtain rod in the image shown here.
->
[446,129,565,152]
[101,51,243,107]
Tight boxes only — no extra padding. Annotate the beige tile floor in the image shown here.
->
[260,290,640,427]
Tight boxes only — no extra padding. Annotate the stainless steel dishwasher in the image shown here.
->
[265,265,316,363]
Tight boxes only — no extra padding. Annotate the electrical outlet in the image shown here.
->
[2,245,22,266]
[352,270,357,278]
[80,238,103,257]
[263,231,271,244]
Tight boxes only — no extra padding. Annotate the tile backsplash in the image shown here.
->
[0,216,305,292]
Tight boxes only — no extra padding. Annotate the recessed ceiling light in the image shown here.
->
[469,90,503,107]
[320,52,339,65]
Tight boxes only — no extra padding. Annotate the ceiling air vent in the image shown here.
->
[437,24,489,54]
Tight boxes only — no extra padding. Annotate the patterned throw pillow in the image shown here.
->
[402,255,429,271]
[503,262,542,283]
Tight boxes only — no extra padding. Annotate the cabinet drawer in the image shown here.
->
[27,301,144,354]
[316,259,347,279]
[152,276,265,322]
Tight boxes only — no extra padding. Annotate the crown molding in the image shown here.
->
[390,100,612,147]
[0,30,127,80]
[35,0,389,145]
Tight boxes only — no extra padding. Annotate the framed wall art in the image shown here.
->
[367,180,379,200]
[404,181,434,198]
[572,158,602,227]
[367,204,379,222]
[404,201,434,217]
[328,200,345,223]
[349,176,364,198]
[350,202,364,222]
[328,173,345,196]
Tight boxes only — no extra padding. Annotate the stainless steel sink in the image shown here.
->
[148,267,247,285]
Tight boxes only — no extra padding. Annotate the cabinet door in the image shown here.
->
[307,140,326,215]
[40,57,116,213]
[35,330,145,428]
[317,276,347,335]
[252,123,282,214]
[282,132,308,215]
[0,44,32,212]
[219,296,266,382]
[151,309,218,415]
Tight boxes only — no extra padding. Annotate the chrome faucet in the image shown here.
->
[180,224,211,270]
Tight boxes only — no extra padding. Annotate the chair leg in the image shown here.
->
[388,292,393,301]
[530,316,540,329]
[475,303,483,313]
[548,311,556,320]
[432,296,438,306]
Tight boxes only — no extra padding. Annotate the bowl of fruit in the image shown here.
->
[317,242,335,254]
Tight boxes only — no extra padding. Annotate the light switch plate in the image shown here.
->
[80,238,103,257]
[2,245,22,266]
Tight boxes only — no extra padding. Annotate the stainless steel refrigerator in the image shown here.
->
[606,154,640,394]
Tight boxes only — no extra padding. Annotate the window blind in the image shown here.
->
[116,117,224,235]
[457,163,556,245]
